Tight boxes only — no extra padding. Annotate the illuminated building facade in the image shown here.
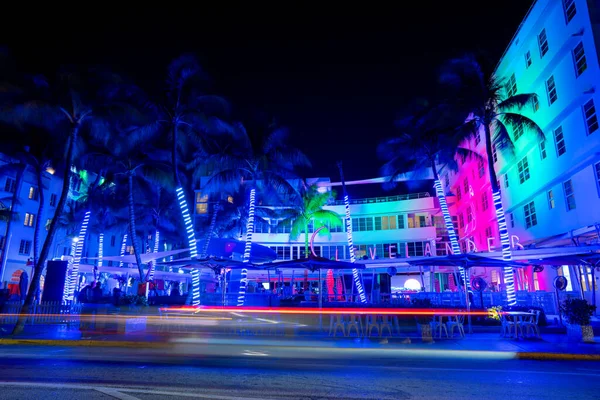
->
[444,0,600,299]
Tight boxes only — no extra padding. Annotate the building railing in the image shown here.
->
[332,192,430,205]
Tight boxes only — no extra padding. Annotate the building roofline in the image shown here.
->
[493,0,539,73]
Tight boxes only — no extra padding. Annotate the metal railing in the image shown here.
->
[332,192,431,205]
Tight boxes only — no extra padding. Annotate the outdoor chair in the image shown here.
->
[521,310,541,339]
[378,315,393,337]
[365,314,380,337]
[446,315,465,338]
[500,313,518,338]
[430,316,449,338]
[345,314,363,337]
[329,314,346,337]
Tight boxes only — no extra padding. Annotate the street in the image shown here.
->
[0,344,598,399]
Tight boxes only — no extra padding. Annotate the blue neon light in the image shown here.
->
[176,186,200,306]
[492,190,516,305]
[63,211,91,303]
[237,188,256,306]
[343,194,366,303]
[118,234,128,268]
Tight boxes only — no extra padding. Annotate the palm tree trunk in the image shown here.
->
[304,221,309,257]
[0,163,25,282]
[12,125,79,335]
[64,211,91,301]
[337,162,366,303]
[127,173,145,282]
[201,203,220,258]
[32,165,46,267]
[95,233,104,281]
[484,122,517,306]
[431,162,468,290]
[237,187,256,306]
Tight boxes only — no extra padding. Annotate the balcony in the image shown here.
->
[332,192,430,205]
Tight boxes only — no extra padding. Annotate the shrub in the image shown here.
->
[561,297,596,326]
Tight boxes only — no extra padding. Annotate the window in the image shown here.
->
[485,226,493,239]
[509,213,515,228]
[475,131,481,145]
[374,215,397,230]
[49,193,57,207]
[4,178,16,193]
[492,144,498,163]
[532,95,540,112]
[456,186,462,201]
[110,235,116,246]
[524,201,537,229]
[573,42,587,77]
[466,206,473,224]
[553,126,566,156]
[546,76,557,105]
[0,235,5,250]
[506,73,517,97]
[351,217,373,232]
[18,240,31,255]
[418,215,427,228]
[24,213,35,227]
[126,245,134,255]
[563,0,576,23]
[397,215,405,229]
[463,178,469,194]
[525,51,532,68]
[547,190,555,209]
[458,213,464,229]
[45,218,51,230]
[28,187,38,201]
[513,123,524,141]
[517,156,530,184]
[563,179,576,210]
[539,140,547,160]
[538,28,549,58]
[481,193,489,211]
[584,99,598,135]
[504,173,510,188]
[195,192,208,214]
[478,159,485,178]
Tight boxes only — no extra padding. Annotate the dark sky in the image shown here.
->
[4,1,533,183]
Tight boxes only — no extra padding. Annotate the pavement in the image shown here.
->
[0,344,599,399]
[2,324,600,361]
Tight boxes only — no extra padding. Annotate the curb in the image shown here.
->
[0,338,170,348]
[516,352,600,361]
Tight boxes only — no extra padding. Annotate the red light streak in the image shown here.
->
[163,306,489,316]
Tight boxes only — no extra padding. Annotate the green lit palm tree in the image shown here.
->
[277,185,342,257]
[439,55,543,305]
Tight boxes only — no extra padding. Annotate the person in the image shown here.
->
[93,282,103,303]
[78,283,94,304]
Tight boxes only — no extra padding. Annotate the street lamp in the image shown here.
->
[53,237,79,260]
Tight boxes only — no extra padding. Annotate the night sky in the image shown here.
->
[4,1,532,185]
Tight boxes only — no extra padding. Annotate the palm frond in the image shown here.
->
[492,119,515,157]
[499,112,544,143]
[497,93,538,112]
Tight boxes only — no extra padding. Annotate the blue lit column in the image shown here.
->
[147,230,159,282]
[237,188,256,306]
[433,180,468,289]
[492,191,516,305]
[118,234,128,268]
[337,162,366,303]
[63,211,91,302]
[176,187,200,306]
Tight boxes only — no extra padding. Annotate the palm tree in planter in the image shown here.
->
[378,102,477,287]
[277,185,343,258]
[438,55,544,305]
[0,61,128,334]
[201,121,311,305]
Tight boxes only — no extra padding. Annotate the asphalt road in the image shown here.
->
[0,345,599,399]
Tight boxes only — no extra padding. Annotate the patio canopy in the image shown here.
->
[524,251,600,266]
[258,255,365,272]
[407,253,525,269]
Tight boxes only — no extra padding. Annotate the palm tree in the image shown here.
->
[439,55,544,305]
[277,185,343,257]
[378,102,477,287]
[201,121,310,305]
[0,60,128,333]
[85,124,172,282]
[0,161,25,280]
